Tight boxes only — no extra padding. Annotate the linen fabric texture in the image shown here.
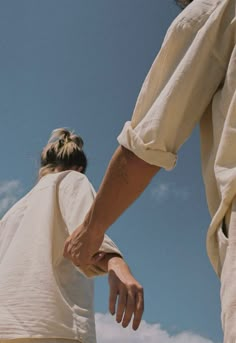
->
[0,171,122,343]
[118,0,236,278]
[117,0,236,340]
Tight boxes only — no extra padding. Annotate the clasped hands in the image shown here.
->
[63,224,144,330]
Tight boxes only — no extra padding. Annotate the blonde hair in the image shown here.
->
[39,128,87,179]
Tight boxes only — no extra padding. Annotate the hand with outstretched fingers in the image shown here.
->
[108,256,144,330]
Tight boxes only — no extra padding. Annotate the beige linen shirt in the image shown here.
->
[118,0,236,277]
[0,171,122,343]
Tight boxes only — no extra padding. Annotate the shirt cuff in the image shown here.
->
[98,235,123,258]
[77,236,123,278]
[117,121,177,171]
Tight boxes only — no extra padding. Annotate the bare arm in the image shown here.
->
[64,146,160,266]
[84,146,160,234]
[94,253,144,330]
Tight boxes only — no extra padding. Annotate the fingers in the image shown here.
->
[63,227,105,268]
[119,285,144,330]
[109,284,118,315]
[132,287,144,330]
[121,290,135,328]
[63,239,70,258]
[116,290,127,323]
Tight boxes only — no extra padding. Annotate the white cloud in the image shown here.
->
[151,182,190,202]
[95,313,216,343]
[0,180,23,215]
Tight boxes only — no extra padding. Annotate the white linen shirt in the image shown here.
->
[118,0,236,277]
[0,171,122,342]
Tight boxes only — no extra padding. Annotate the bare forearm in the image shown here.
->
[84,145,160,234]
[94,253,124,273]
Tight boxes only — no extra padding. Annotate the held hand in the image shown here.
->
[108,257,144,330]
[63,223,104,267]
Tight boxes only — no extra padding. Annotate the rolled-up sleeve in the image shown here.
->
[118,6,226,170]
[59,172,122,276]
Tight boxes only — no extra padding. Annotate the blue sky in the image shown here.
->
[0,1,222,342]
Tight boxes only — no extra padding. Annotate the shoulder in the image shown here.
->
[60,170,90,184]
[58,171,95,194]
[168,0,225,33]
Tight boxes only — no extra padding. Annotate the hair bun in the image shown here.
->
[49,128,71,144]
[39,127,87,178]
[71,135,84,150]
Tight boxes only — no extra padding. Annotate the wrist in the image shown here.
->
[107,255,127,272]
[94,253,123,273]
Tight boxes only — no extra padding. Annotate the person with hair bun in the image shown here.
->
[0,128,144,343]
[39,128,88,178]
